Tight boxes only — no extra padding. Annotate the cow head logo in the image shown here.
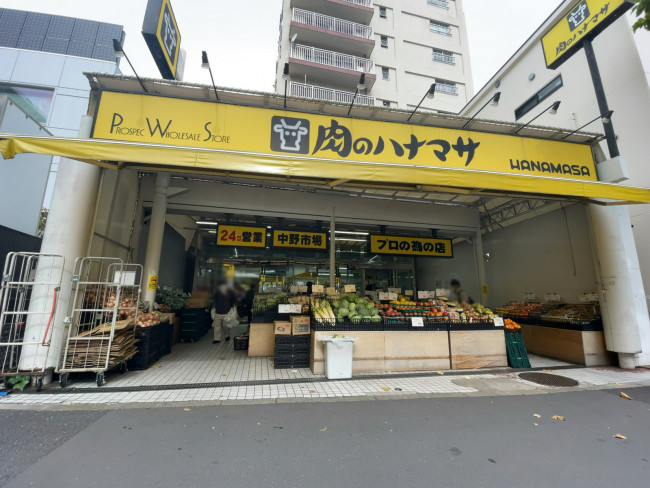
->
[271,116,310,154]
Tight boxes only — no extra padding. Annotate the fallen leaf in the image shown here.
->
[222,374,227,377]
[320,427,327,432]
[552,415,565,421]
[183,408,191,412]
[150,364,162,369]
[614,434,627,440]
[620,392,633,400]
[533,414,541,419]
[437,371,445,375]
[543,369,553,372]
[219,357,226,361]
[381,386,391,391]
[536,387,546,390]
[309,390,316,394]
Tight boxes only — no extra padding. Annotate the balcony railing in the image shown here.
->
[436,82,458,95]
[289,81,375,105]
[292,8,373,40]
[290,43,375,73]
[433,50,455,64]
[342,0,373,7]
[428,0,449,9]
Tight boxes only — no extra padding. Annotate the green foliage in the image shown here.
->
[155,286,190,310]
[632,0,650,32]
[7,375,31,391]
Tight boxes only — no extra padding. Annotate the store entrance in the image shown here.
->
[361,265,416,293]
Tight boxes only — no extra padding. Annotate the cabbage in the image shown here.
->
[339,308,349,317]
[355,297,365,305]
[332,300,340,309]
[348,303,357,311]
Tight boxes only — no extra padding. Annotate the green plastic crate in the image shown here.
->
[505,331,531,368]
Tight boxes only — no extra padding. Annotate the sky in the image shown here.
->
[0,0,562,96]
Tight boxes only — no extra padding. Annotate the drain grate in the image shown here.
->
[518,372,579,387]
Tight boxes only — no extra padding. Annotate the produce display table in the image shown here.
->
[449,329,507,369]
[311,330,452,374]
[519,324,613,366]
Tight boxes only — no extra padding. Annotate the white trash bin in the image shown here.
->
[321,335,358,380]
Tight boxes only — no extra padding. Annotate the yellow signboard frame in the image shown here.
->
[369,235,453,258]
[541,0,632,69]
[216,224,267,248]
[91,91,598,183]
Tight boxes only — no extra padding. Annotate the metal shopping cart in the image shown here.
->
[0,252,64,392]
[58,257,142,388]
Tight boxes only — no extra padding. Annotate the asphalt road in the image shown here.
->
[1,387,649,488]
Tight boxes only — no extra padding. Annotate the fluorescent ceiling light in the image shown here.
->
[335,238,367,242]
[395,198,431,205]
[208,230,217,234]
[196,221,219,226]
[335,230,370,236]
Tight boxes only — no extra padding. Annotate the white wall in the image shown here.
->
[416,239,480,301]
[461,8,650,315]
[482,205,598,309]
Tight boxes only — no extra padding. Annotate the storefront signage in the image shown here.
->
[91,91,598,182]
[216,224,266,248]
[272,230,327,250]
[369,235,453,258]
[142,0,181,79]
[541,0,632,69]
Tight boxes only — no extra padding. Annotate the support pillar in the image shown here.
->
[142,172,170,307]
[330,207,336,288]
[19,115,101,373]
[474,231,489,305]
[588,204,650,368]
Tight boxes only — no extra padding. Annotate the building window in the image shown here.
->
[0,83,54,124]
[436,80,458,95]
[428,0,449,8]
[429,21,452,36]
[379,7,387,18]
[514,75,563,120]
[433,49,455,64]
[380,35,388,48]
[381,67,390,80]
[382,100,391,107]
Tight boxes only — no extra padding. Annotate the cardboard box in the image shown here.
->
[248,323,275,357]
[291,315,310,335]
[274,320,292,335]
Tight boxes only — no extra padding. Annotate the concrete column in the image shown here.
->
[329,207,336,288]
[587,204,650,368]
[474,232,489,305]
[19,115,101,373]
[142,172,170,306]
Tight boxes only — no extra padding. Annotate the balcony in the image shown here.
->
[291,8,375,57]
[291,0,374,25]
[289,43,376,90]
[289,81,375,106]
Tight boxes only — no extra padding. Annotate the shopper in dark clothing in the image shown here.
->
[242,283,257,325]
[211,281,237,343]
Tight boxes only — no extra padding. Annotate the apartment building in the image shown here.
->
[275,0,473,113]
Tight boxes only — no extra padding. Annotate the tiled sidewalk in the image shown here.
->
[2,331,649,408]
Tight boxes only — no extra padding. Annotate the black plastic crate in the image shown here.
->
[234,335,249,350]
[275,343,310,355]
[275,335,310,345]
[273,353,310,369]
[448,319,496,331]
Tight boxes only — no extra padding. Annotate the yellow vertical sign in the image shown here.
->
[148,275,158,290]
[541,0,632,69]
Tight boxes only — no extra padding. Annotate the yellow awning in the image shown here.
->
[2,134,650,205]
